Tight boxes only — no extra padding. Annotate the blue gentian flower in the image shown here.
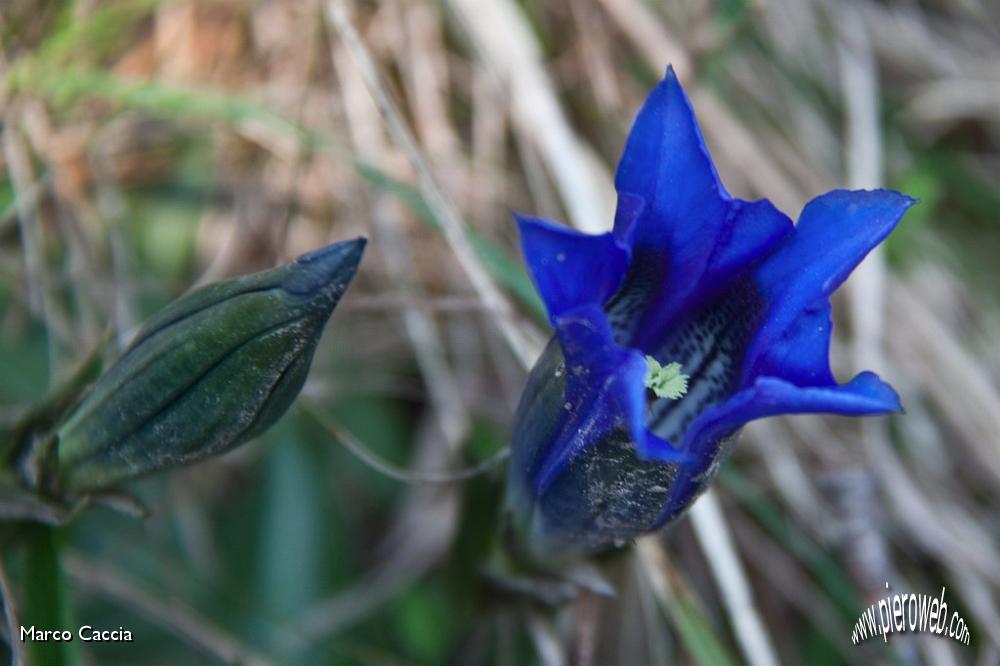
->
[504,68,914,563]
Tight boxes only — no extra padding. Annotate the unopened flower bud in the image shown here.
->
[54,238,366,493]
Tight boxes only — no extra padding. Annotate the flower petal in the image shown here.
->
[534,305,686,493]
[612,191,645,246]
[653,371,901,526]
[607,68,793,349]
[516,215,629,321]
[709,199,795,282]
[559,305,688,463]
[741,189,916,386]
[615,67,729,237]
[607,196,793,350]
[683,372,902,456]
[749,296,835,387]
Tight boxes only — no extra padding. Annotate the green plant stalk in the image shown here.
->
[21,526,79,666]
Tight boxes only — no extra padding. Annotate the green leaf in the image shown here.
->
[394,584,455,664]
[255,420,324,662]
[26,0,159,69]
[666,586,739,666]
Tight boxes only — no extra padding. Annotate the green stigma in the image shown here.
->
[644,356,689,400]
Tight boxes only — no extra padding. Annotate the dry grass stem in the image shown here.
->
[446,0,615,234]
[64,553,275,666]
[326,0,542,370]
[303,404,509,485]
[690,492,779,666]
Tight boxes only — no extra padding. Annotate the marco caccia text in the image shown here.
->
[21,625,133,643]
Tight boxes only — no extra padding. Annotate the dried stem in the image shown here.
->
[301,403,509,484]
[325,0,542,370]
[63,553,276,666]
[690,491,779,666]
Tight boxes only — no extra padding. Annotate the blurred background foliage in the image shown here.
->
[1,0,998,664]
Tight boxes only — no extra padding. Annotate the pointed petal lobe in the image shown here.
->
[608,69,794,348]
[741,189,915,385]
[517,215,629,321]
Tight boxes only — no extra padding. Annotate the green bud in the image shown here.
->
[54,238,366,494]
